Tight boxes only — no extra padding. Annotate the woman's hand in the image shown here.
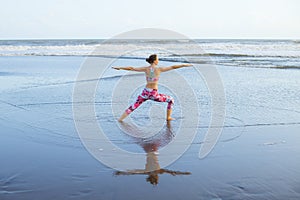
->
[182,64,193,67]
[112,67,120,70]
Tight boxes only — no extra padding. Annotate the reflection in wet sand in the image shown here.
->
[115,121,191,185]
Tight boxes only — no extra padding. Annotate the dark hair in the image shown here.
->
[146,54,157,64]
[146,174,158,185]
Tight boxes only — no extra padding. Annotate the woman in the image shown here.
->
[112,54,192,121]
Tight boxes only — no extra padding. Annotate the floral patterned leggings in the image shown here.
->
[125,88,174,114]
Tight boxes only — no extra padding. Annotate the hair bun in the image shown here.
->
[146,54,157,64]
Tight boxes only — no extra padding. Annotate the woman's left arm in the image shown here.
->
[112,66,147,72]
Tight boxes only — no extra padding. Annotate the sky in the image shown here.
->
[0,0,300,39]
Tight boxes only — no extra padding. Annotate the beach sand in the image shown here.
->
[1,56,300,199]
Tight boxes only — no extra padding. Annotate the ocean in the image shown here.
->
[1,39,300,199]
[1,39,300,69]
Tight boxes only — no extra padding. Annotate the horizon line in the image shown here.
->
[0,37,299,41]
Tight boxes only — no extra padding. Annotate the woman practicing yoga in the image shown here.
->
[112,54,192,121]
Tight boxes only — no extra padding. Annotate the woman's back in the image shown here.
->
[145,66,160,89]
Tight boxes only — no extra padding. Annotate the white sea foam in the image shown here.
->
[0,39,300,68]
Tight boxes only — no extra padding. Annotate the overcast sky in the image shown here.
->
[0,0,299,39]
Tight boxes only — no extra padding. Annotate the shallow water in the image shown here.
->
[1,56,300,199]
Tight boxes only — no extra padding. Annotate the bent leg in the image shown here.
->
[151,92,174,120]
[152,93,174,109]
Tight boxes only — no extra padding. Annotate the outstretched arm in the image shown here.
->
[114,170,149,175]
[112,66,147,72]
[161,169,191,176]
[160,63,192,72]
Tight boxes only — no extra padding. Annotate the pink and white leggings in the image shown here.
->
[125,88,174,114]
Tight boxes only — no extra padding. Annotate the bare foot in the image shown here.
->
[167,117,175,121]
[118,112,129,122]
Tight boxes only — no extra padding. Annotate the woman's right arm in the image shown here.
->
[159,64,192,72]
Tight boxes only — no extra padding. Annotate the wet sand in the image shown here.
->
[1,56,300,199]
